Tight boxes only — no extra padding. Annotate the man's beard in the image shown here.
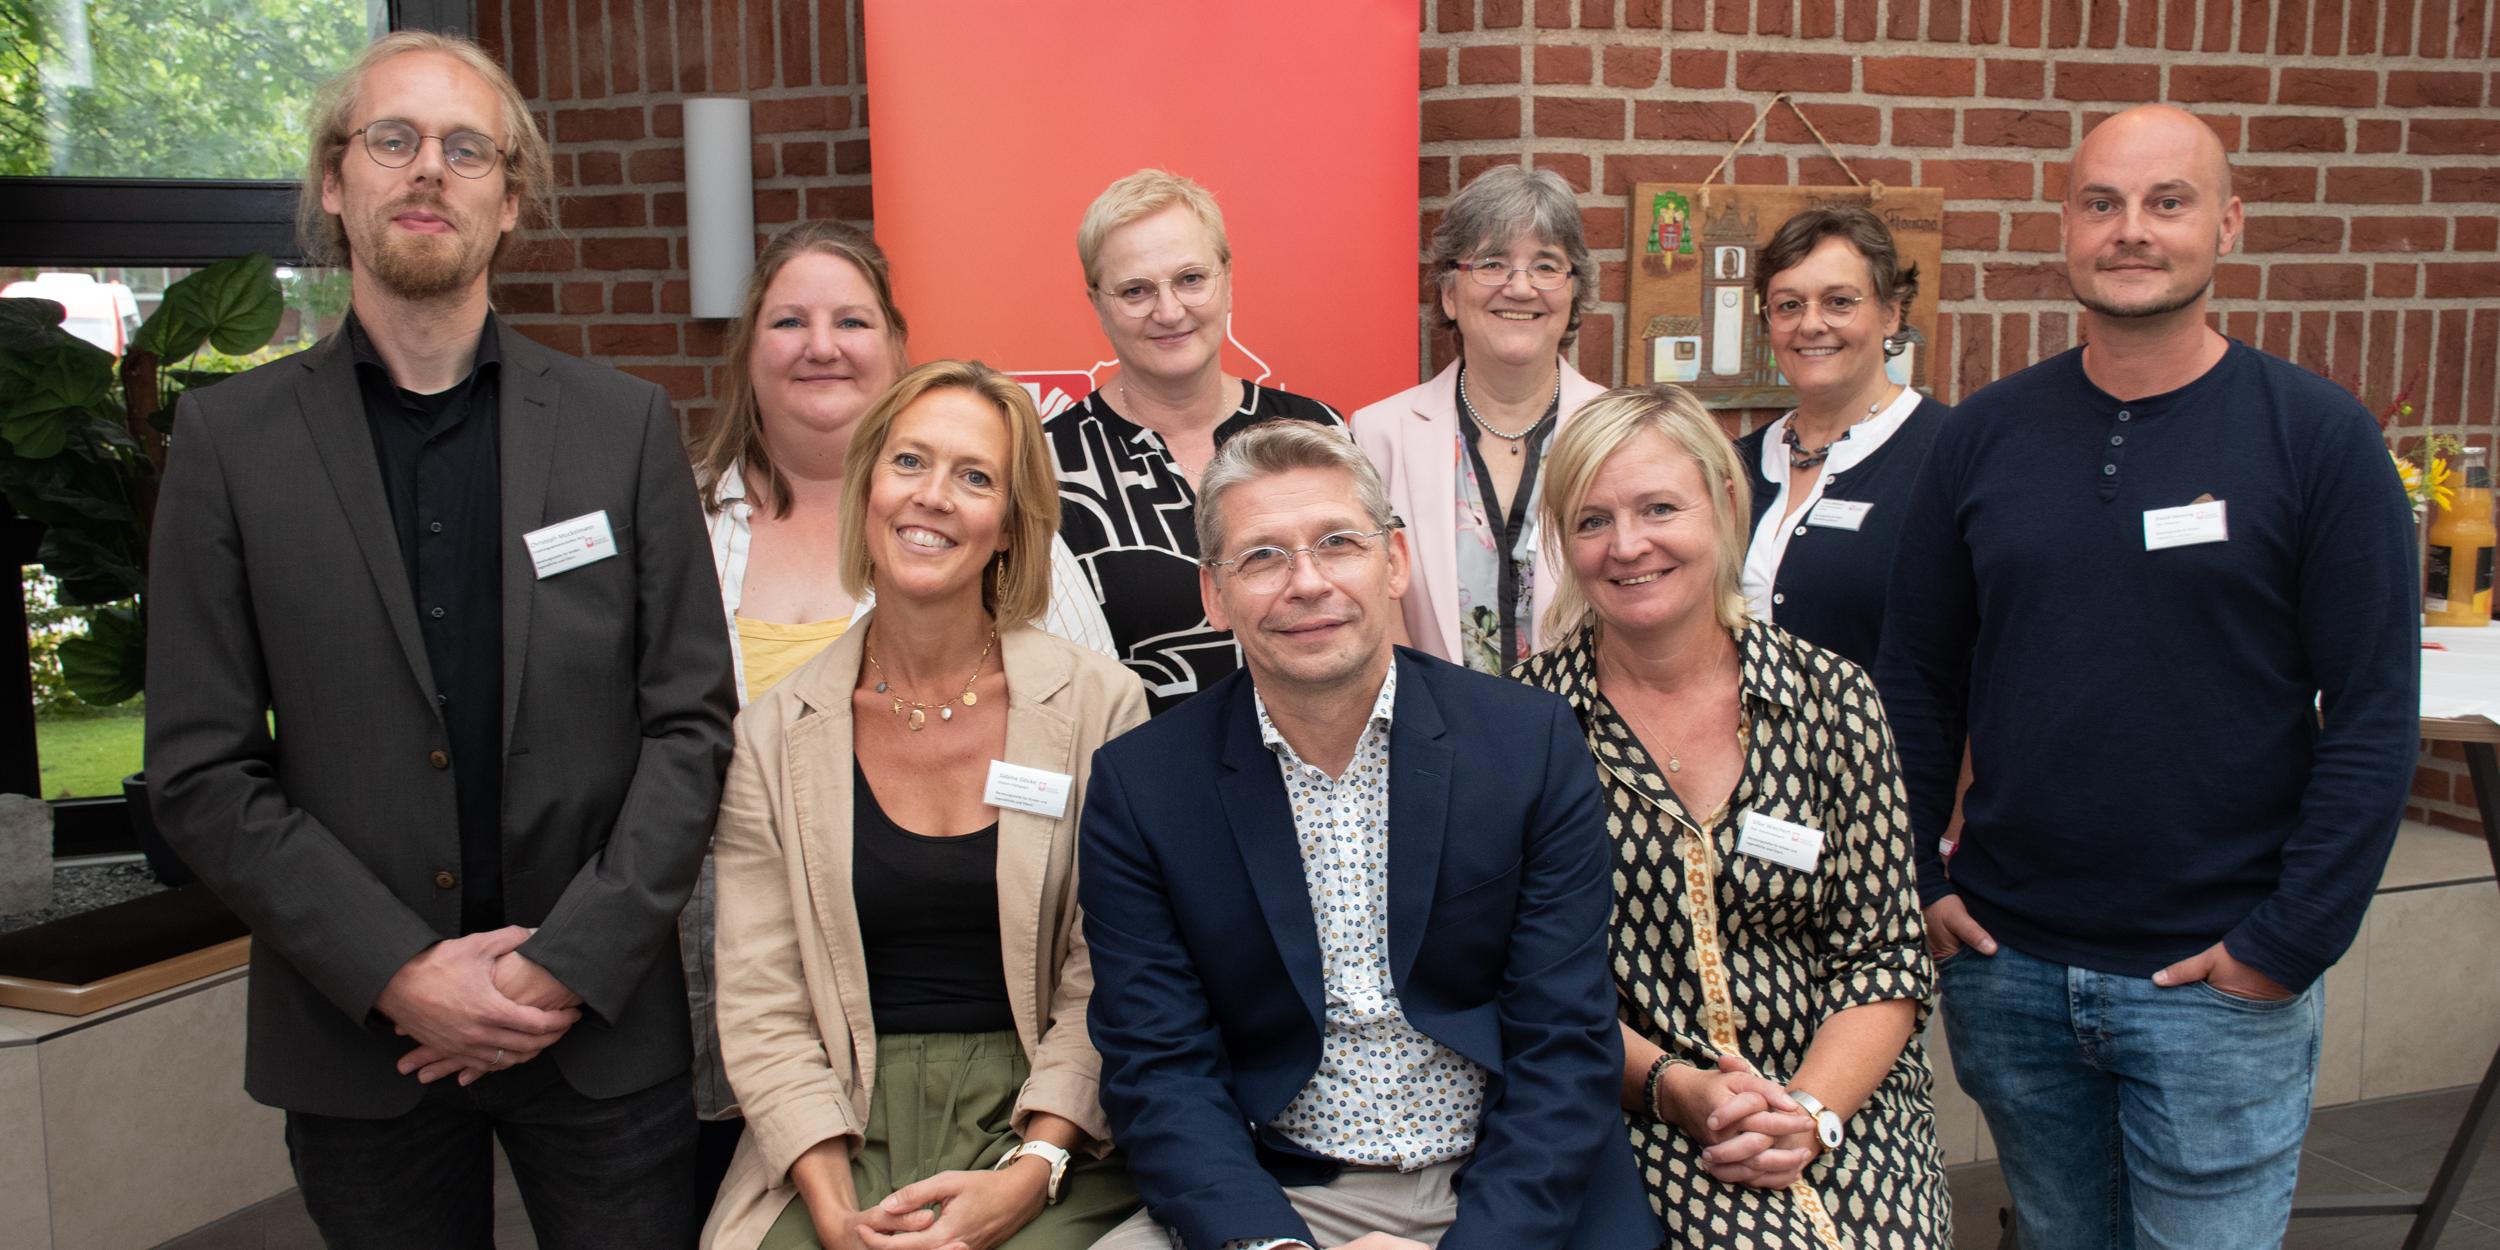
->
[354,200,495,300]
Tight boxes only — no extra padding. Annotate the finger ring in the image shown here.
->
[493,1048,505,1067]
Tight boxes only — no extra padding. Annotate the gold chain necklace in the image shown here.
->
[864,628,996,731]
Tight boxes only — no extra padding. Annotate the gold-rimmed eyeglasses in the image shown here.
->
[350,121,506,179]
[1094,266,1226,317]
[1204,523,1399,592]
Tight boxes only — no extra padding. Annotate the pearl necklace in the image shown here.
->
[1457,366,1562,456]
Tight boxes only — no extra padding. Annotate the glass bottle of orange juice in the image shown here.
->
[2427,445,2495,627]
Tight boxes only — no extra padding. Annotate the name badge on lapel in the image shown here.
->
[1805,498,1873,531]
[1736,810,1826,873]
[2142,499,2228,551]
[524,511,618,579]
[984,761,1073,819]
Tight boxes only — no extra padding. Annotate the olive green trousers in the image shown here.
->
[758,1032,1136,1250]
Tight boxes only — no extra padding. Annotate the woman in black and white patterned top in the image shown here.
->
[1517,383,1949,1249]
[1047,169,1340,715]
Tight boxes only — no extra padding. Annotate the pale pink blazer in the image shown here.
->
[1351,357,1608,664]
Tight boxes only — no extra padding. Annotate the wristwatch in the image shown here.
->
[1788,1089,1845,1152]
[993,1139,1072,1204]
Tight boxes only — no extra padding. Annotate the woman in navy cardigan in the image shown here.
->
[1731,204,1948,671]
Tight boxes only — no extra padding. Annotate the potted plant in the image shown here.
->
[0,256,284,882]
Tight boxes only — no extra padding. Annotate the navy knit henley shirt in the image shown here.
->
[1874,339,2420,993]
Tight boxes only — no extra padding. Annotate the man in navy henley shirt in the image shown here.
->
[1875,105,2419,1250]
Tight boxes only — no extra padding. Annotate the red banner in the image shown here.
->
[865,0,1421,419]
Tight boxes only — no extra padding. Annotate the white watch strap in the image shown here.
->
[1789,1089,1844,1150]
[994,1139,1073,1204]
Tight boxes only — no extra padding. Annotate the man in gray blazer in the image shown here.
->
[143,30,734,1248]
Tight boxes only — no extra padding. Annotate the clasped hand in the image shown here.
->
[1667,1053,1819,1189]
[375,925,583,1085]
[811,1162,1048,1250]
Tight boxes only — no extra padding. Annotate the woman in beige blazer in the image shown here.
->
[704,360,1149,1250]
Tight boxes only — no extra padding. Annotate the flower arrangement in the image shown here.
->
[2363,368,2456,520]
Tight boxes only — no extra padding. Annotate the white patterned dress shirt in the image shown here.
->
[1255,661,1487,1174]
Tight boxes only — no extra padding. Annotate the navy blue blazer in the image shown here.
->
[1080,647,1660,1250]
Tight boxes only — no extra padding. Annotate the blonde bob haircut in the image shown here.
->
[1537,383,1753,640]
[1076,168,1231,290]
[298,31,556,271]
[838,361,1059,625]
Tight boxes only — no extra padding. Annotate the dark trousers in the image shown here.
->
[285,1067,698,1250]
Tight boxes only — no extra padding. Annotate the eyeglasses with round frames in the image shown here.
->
[1454,257,1574,290]
[1094,266,1226,317]
[350,120,506,179]
[1765,294,1869,326]
[1204,524,1399,592]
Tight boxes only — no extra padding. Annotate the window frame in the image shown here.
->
[1,0,473,809]
[0,0,475,267]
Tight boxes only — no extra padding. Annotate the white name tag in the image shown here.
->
[983,760,1074,819]
[1805,498,1873,531]
[2143,499,2228,551]
[524,510,618,578]
[1737,809,1826,873]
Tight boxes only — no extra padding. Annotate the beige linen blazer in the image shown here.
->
[700,617,1148,1250]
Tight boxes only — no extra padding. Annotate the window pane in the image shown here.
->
[8,263,338,796]
[1,0,384,180]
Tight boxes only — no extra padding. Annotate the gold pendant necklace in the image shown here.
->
[864,628,995,731]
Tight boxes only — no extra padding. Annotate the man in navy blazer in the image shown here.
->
[1082,422,1658,1250]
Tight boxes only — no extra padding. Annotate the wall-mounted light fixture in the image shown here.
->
[684,97,754,320]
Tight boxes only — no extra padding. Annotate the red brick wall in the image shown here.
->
[479,0,2498,829]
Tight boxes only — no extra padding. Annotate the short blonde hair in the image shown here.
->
[838,361,1059,624]
[298,31,556,271]
[1076,168,1231,290]
[1537,384,1752,639]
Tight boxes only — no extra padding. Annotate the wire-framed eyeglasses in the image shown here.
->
[1204,524,1399,591]
[350,121,506,179]
[1453,257,1574,290]
[1765,294,1870,326]
[1094,267,1226,317]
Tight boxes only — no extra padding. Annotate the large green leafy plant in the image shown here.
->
[0,255,284,706]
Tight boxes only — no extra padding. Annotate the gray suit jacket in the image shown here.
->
[144,320,736,1117]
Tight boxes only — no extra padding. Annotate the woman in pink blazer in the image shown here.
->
[1354,165,1606,673]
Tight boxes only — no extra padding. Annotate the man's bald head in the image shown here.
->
[2077,104,2234,201]
[2061,103,2244,325]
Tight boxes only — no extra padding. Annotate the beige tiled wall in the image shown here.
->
[16,977,290,1250]
[0,1045,49,1246]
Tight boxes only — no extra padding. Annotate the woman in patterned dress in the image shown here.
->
[1516,383,1951,1248]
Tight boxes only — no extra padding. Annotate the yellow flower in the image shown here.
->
[2429,455,2457,514]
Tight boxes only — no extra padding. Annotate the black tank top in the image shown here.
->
[851,761,1015,1035]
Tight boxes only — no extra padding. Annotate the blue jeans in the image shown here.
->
[1939,943,2323,1250]
[285,1067,698,1250]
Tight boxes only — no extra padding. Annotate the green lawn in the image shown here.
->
[35,706,144,799]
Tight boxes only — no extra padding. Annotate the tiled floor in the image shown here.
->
[158,1086,2497,1249]
[1948,1085,2500,1250]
